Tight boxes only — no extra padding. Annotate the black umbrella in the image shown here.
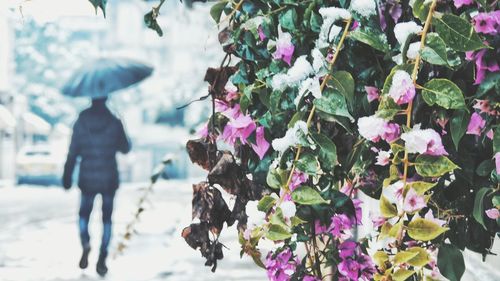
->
[62,58,153,99]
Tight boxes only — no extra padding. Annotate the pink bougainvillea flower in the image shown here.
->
[352,198,363,225]
[364,86,380,102]
[288,170,308,192]
[401,127,448,156]
[388,70,415,105]
[485,208,500,219]
[198,122,209,138]
[403,188,426,213]
[466,49,500,85]
[330,214,353,239]
[370,212,386,227]
[341,181,357,197]
[453,0,474,8]
[351,20,359,31]
[424,209,446,227]
[273,26,295,66]
[382,122,400,143]
[487,129,494,140]
[258,25,267,41]
[473,11,500,35]
[266,248,297,281]
[495,153,500,174]
[466,112,486,136]
[224,81,239,101]
[251,126,270,160]
[376,150,391,166]
[473,99,497,115]
[221,114,256,146]
[314,220,329,234]
[339,240,358,259]
[303,276,321,281]
[338,258,360,280]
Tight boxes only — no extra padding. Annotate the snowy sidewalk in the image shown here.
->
[0,181,265,281]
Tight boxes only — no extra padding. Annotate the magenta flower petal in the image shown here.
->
[466,112,486,136]
[403,188,426,213]
[364,86,380,102]
[454,0,474,8]
[485,208,500,219]
[251,126,270,160]
[495,152,500,174]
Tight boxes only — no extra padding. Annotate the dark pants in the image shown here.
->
[79,191,115,256]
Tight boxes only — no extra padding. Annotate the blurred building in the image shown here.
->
[0,2,16,184]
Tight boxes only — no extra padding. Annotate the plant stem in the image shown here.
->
[402,0,437,187]
[284,18,352,191]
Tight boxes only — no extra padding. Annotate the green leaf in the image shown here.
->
[291,216,306,227]
[89,0,107,17]
[389,219,404,238]
[494,127,500,154]
[434,14,487,51]
[296,153,318,175]
[407,181,437,195]
[314,90,354,121]
[415,155,458,178]
[407,247,430,267]
[258,195,276,213]
[380,195,398,218]
[392,269,415,281]
[266,224,292,241]
[407,218,448,241]
[279,8,298,31]
[267,168,285,189]
[373,251,389,268]
[393,250,419,265]
[473,187,490,230]
[328,71,355,106]
[450,110,469,150]
[422,79,466,109]
[210,1,228,23]
[476,159,494,177]
[310,133,337,172]
[292,186,328,205]
[476,72,500,97]
[421,33,449,66]
[412,0,429,20]
[349,29,390,53]
[437,244,465,281]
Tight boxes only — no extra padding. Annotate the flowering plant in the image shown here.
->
[172,0,500,280]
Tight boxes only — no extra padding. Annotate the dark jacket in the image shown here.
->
[63,103,131,194]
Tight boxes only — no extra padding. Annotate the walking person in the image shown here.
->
[62,97,131,276]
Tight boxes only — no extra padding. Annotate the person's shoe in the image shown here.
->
[79,246,91,269]
[96,253,108,277]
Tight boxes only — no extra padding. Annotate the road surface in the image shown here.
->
[0,181,498,281]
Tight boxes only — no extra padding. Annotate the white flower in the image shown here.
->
[271,56,313,92]
[350,0,377,18]
[319,7,352,20]
[295,78,322,106]
[376,150,392,166]
[406,42,421,60]
[388,70,415,105]
[357,115,387,142]
[400,125,447,156]
[394,21,423,46]
[280,201,297,219]
[287,55,314,84]
[272,121,309,153]
[246,200,266,228]
[317,8,351,49]
[312,48,327,74]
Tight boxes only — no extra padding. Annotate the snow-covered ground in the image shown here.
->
[0,181,498,281]
[0,181,265,281]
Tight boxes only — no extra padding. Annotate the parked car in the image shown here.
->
[16,144,67,186]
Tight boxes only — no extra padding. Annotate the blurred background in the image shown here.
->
[0,1,266,281]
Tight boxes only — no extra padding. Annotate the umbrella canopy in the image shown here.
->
[62,58,153,99]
